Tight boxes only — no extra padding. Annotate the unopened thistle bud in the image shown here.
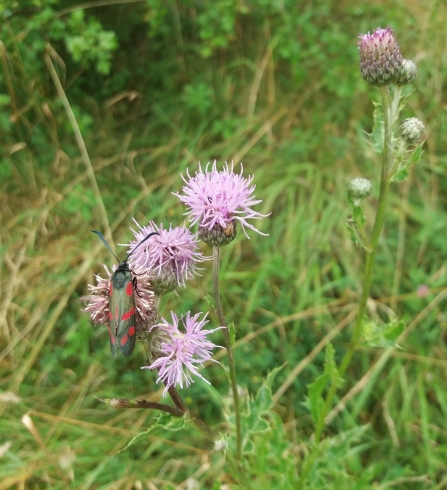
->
[348,178,372,206]
[400,117,425,144]
[358,27,403,86]
[396,59,417,85]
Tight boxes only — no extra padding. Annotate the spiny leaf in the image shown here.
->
[353,205,366,227]
[118,412,186,453]
[409,144,423,164]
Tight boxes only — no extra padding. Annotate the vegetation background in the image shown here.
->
[1,0,446,488]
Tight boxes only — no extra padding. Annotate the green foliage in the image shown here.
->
[1,2,118,75]
[0,94,12,131]
[306,343,341,428]
[64,10,118,74]
[303,425,372,490]
[196,0,248,58]
[120,412,187,453]
[352,203,366,228]
[392,144,423,182]
[346,202,368,248]
[238,366,299,487]
[362,318,406,349]
[181,81,215,117]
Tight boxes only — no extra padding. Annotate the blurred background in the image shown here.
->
[1,0,446,488]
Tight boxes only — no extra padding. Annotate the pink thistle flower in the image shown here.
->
[174,161,268,245]
[144,311,223,396]
[125,220,206,295]
[81,264,157,339]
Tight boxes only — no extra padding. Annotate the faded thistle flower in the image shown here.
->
[81,264,157,340]
[175,161,268,247]
[348,178,373,206]
[358,27,403,86]
[144,311,223,395]
[400,117,425,144]
[125,220,206,295]
[396,59,417,85]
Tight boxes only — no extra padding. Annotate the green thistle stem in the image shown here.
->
[298,86,394,488]
[213,246,242,460]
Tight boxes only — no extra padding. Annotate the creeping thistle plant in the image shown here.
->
[297,27,425,487]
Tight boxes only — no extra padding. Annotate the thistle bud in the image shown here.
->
[348,178,372,206]
[399,117,425,144]
[396,59,417,85]
[358,27,403,86]
[198,220,237,247]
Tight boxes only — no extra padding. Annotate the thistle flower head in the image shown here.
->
[81,264,157,339]
[143,311,223,396]
[174,161,268,246]
[399,117,425,144]
[125,220,206,295]
[358,27,403,86]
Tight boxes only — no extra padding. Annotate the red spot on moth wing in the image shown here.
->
[108,327,116,344]
[128,326,135,336]
[120,334,129,346]
[108,311,113,320]
[125,281,133,296]
[121,306,135,321]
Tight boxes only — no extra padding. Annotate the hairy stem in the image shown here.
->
[213,246,242,460]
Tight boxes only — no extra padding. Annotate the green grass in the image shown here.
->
[1,1,447,488]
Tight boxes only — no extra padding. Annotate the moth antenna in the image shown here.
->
[90,230,120,263]
[126,232,159,260]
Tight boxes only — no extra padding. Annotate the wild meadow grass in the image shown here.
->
[1,1,447,488]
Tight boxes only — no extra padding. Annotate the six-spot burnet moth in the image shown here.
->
[91,230,158,357]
